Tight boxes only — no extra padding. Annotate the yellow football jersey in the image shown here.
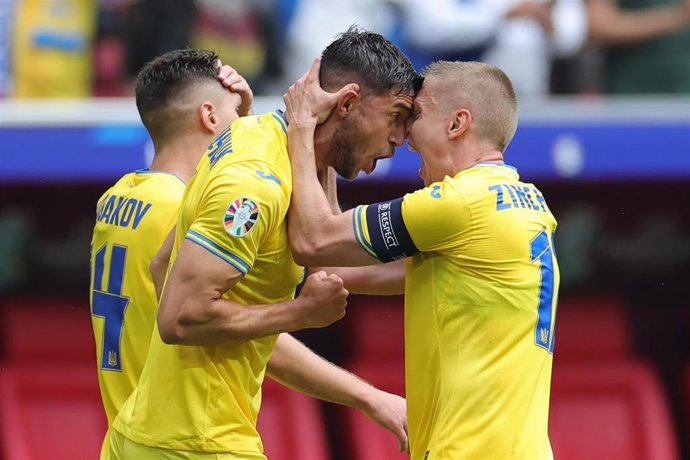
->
[90,170,185,456]
[113,111,303,455]
[355,163,559,460]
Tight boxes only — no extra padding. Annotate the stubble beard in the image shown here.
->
[330,123,358,180]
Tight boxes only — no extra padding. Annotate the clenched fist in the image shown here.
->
[296,270,349,328]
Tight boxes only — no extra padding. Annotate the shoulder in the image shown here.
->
[201,164,288,228]
[399,177,472,239]
[232,111,288,147]
[403,177,468,212]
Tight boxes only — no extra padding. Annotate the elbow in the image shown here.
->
[290,239,323,267]
[157,305,189,345]
[149,256,164,279]
[158,317,185,345]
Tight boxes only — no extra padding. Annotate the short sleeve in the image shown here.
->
[185,165,283,274]
[401,180,471,252]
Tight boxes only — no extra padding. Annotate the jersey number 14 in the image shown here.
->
[91,243,130,371]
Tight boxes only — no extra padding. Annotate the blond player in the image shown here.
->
[285,59,560,459]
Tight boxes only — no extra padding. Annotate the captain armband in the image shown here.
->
[355,198,419,263]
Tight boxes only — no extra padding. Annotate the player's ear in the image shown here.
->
[448,108,472,140]
[199,101,219,133]
[335,86,360,119]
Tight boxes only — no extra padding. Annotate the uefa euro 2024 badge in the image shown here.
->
[224,198,259,237]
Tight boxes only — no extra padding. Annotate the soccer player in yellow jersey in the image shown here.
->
[94,47,408,460]
[90,49,253,458]
[90,49,250,456]
[284,60,560,459]
[110,28,423,459]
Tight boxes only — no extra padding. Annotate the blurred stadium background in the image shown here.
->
[1,0,689,459]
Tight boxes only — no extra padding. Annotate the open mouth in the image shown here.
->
[364,159,377,175]
[368,155,389,174]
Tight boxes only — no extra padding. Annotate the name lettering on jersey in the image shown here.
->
[96,194,152,230]
[207,126,233,167]
[430,185,441,199]
[376,202,400,251]
[488,184,548,212]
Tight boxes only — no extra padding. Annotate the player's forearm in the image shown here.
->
[588,0,690,44]
[326,262,406,295]
[287,123,346,260]
[158,297,305,345]
[266,333,378,410]
[150,255,170,301]
[151,228,175,300]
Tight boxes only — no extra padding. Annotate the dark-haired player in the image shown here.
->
[109,27,423,460]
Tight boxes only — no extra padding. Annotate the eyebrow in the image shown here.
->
[393,100,414,111]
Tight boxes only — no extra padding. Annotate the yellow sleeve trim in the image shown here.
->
[352,205,378,259]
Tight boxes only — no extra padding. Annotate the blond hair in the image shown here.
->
[423,61,518,152]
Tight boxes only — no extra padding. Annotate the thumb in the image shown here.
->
[326,273,343,283]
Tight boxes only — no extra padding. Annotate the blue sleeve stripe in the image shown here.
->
[185,230,251,274]
[352,206,378,259]
[271,112,288,134]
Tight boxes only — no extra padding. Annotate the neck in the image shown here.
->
[312,124,332,172]
[148,132,212,182]
[448,142,504,176]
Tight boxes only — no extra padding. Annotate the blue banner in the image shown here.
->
[1,120,689,183]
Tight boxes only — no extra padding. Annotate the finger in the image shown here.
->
[220,73,241,84]
[326,274,344,285]
[220,76,241,87]
[399,427,409,452]
[311,270,327,280]
[218,67,236,81]
[215,58,222,71]
[230,81,251,94]
[403,417,410,454]
[307,56,322,82]
[218,67,239,82]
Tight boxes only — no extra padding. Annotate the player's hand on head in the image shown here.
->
[216,59,253,116]
[297,270,348,328]
[283,56,359,127]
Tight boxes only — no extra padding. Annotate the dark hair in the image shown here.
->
[135,49,220,139]
[321,25,423,96]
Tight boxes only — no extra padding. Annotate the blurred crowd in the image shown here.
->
[1,0,690,99]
